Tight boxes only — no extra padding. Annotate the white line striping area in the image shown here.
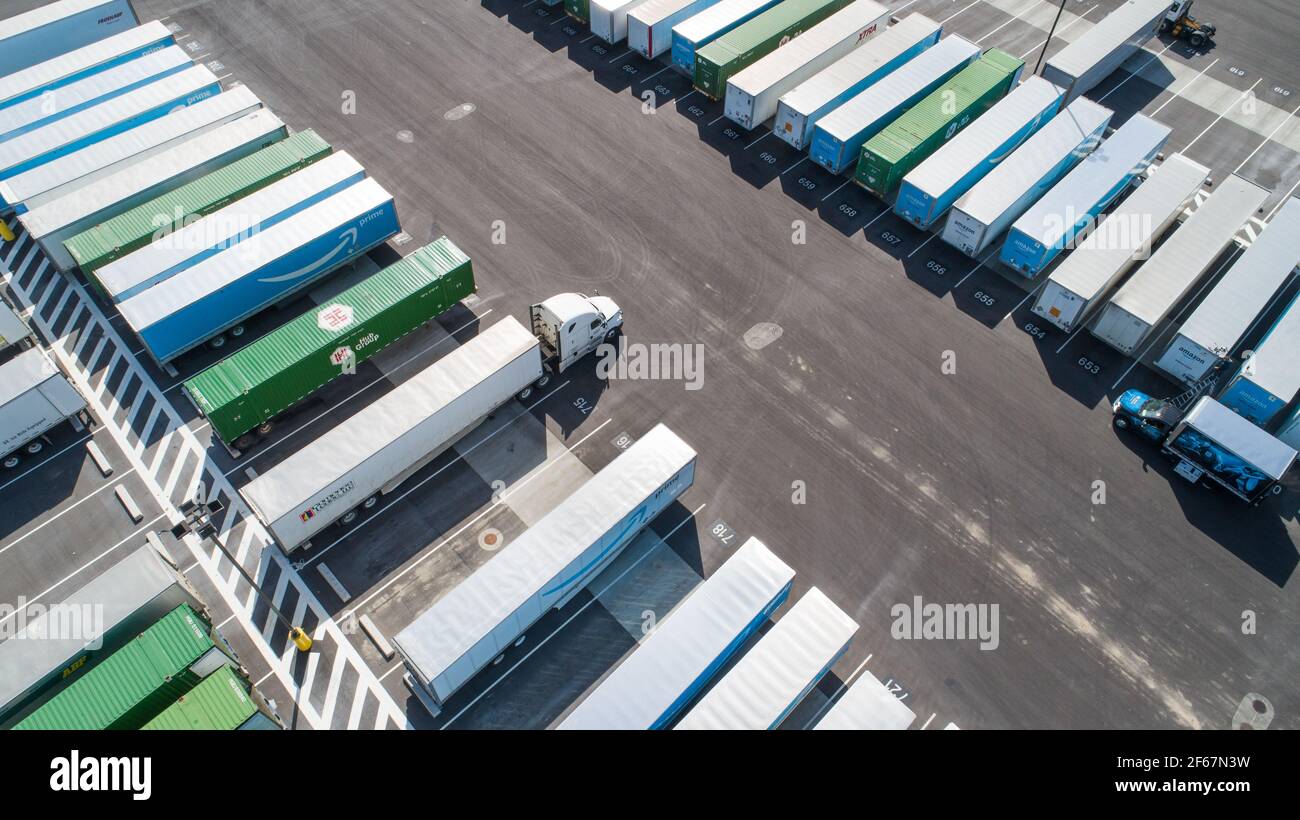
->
[1236,101,1300,172]
[1183,79,1261,153]
[0,469,138,557]
[939,0,983,27]
[1151,58,1220,116]
[317,562,353,602]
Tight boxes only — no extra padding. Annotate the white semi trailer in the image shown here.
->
[0,347,89,469]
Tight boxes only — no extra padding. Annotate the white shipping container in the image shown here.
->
[1091,175,1269,356]
[723,0,889,129]
[97,151,365,302]
[0,65,220,185]
[0,0,139,77]
[395,423,698,714]
[1001,113,1170,278]
[0,20,174,110]
[676,587,857,730]
[1156,197,1300,384]
[629,0,723,59]
[942,96,1112,258]
[814,670,916,729]
[592,0,656,43]
[774,13,941,151]
[0,347,86,459]
[241,317,545,551]
[1042,0,1168,103]
[559,537,796,730]
[1032,153,1209,333]
[0,85,263,214]
[0,46,192,140]
[19,108,286,273]
[0,300,30,350]
[895,76,1063,230]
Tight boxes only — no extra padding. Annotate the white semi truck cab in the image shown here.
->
[530,292,622,375]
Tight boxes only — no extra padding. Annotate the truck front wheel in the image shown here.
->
[1113,416,1130,430]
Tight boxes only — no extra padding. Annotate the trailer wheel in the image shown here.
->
[231,325,246,338]
[209,334,226,349]
[339,509,359,526]
[1113,416,1129,430]
[362,494,379,510]
[535,373,550,389]
[1271,484,1283,496]
[256,421,274,436]
[233,434,257,451]
[24,441,43,455]
[2,455,19,469]
[517,385,533,401]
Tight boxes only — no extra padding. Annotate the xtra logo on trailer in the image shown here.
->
[856,23,878,43]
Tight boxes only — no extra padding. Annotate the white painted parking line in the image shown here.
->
[1234,100,1300,173]
[440,501,708,728]
[821,178,852,202]
[802,653,872,728]
[1151,58,1220,116]
[678,89,697,104]
[1183,78,1261,154]
[642,64,672,82]
[340,415,613,616]
[1098,42,1174,103]
[939,0,982,27]
[745,131,772,150]
[954,247,1000,288]
[708,113,726,126]
[0,432,94,494]
[783,156,807,175]
[608,50,630,65]
[906,233,936,259]
[0,468,139,558]
[976,3,1039,44]
[1005,282,1042,319]
[920,712,937,729]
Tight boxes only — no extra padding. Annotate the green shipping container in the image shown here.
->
[693,0,852,100]
[14,606,233,730]
[184,237,477,447]
[143,666,282,730]
[855,49,1024,197]
[65,129,332,287]
[565,0,589,24]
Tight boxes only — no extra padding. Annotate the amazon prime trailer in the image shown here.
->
[676,587,857,730]
[0,20,175,110]
[941,96,1111,258]
[1218,291,1300,427]
[773,13,940,151]
[723,0,889,129]
[1156,197,1300,384]
[92,150,364,302]
[0,0,140,77]
[395,423,698,716]
[1000,113,1170,278]
[1041,0,1168,103]
[0,84,263,217]
[894,75,1063,230]
[116,177,399,368]
[19,108,286,272]
[808,34,979,175]
[1032,153,1209,334]
[0,543,205,729]
[240,317,544,552]
[559,537,795,730]
[1091,175,1268,357]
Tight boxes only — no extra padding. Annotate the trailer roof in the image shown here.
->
[814,670,916,729]
[0,0,129,41]
[0,545,183,716]
[1045,0,1169,78]
[0,64,218,177]
[1110,175,1268,325]
[816,35,981,142]
[779,13,940,117]
[65,128,330,272]
[630,0,695,26]
[903,76,1063,197]
[95,148,360,300]
[0,46,191,140]
[952,95,1112,224]
[240,316,539,522]
[0,300,28,347]
[20,108,284,241]
[728,0,888,95]
[1174,198,1300,360]
[142,666,257,730]
[559,537,795,730]
[1047,153,1209,301]
[0,20,173,108]
[1011,113,1170,248]
[1239,290,1300,403]
[117,177,393,331]
[0,346,61,406]
[1183,398,1297,481]
[0,83,258,211]
[676,587,857,729]
[394,423,698,690]
[674,0,776,43]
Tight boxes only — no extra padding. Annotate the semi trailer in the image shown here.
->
[1041,0,1168,103]
[395,423,696,716]
[0,0,140,77]
[0,347,88,470]
[1217,290,1300,427]
[628,0,725,59]
[814,670,916,729]
[142,665,283,730]
[241,297,621,552]
[671,0,784,76]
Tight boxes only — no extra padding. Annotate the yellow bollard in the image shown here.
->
[290,626,313,652]
[0,222,14,243]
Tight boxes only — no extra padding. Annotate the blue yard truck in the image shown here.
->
[1113,392,1296,505]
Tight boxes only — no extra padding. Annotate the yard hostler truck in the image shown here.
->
[1113,391,1296,504]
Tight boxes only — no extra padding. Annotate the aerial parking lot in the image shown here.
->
[1,0,1299,736]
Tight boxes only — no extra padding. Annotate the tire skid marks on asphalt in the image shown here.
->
[1,229,408,730]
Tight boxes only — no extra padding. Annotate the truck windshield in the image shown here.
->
[1140,398,1170,418]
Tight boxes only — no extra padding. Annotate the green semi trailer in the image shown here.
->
[694,0,853,100]
[565,0,589,24]
[183,236,477,451]
[13,606,236,730]
[65,129,332,289]
[855,48,1023,197]
[144,666,282,730]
